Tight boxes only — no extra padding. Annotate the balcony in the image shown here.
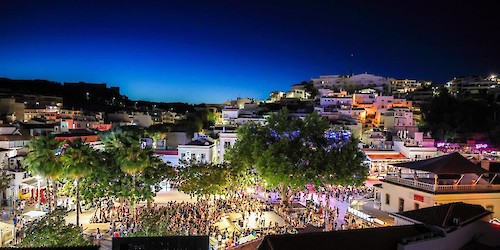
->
[384,175,500,193]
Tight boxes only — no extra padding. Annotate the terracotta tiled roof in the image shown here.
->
[155,150,178,155]
[0,134,31,141]
[367,153,408,160]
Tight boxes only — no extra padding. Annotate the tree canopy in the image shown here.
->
[226,109,366,202]
[175,161,231,196]
[421,89,500,144]
[18,210,94,248]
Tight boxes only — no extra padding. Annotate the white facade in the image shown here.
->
[221,108,240,125]
[219,132,238,163]
[380,180,500,216]
[353,93,376,105]
[178,137,218,164]
[312,73,391,93]
[319,97,352,107]
[285,89,311,100]
[383,107,414,131]
[391,79,420,94]
[392,141,437,160]
[107,112,154,127]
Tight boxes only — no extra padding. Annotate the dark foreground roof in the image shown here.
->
[258,225,431,250]
[394,202,492,230]
[391,152,488,174]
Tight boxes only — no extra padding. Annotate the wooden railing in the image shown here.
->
[384,176,500,193]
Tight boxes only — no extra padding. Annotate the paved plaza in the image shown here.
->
[1,188,393,249]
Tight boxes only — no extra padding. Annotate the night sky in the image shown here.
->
[1,0,499,103]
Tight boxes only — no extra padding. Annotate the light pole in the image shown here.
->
[35,175,41,211]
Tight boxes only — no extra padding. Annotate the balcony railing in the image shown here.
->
[384,175,500,193]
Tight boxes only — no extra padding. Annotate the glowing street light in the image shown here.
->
[35,175,41,210]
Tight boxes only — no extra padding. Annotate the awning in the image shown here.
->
[21,178,47,188]
[391,152,489,174]
[23,211,47,220]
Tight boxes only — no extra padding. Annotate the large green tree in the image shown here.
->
[227,109,366,205]
[23,135,64,211]
[422,88,500,143]
[60,138,98,226]
[176,160,232,196]
[18,209,94,248]
[99,127,172,216]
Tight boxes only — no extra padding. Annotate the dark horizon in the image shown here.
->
[1,0,499,103]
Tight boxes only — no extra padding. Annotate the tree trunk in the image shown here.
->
[46,178,51,212]
[53,180,58,209]
[76,178,80,226]
[93,201,100,222]
[132,174,136,221]
[278,184,295,209]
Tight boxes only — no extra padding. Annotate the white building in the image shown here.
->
[363,149,409,178]
[383,107,414,132]
[219,131,238,163]
[447,76,500,96]
[352,92,376,105]
[221,108,240,125]
[178,136,218,164]
[391,79,421,94]
[312,73,391,93]
[393,132,437,160]
[0,126,30,149]
[107,112,154,127]
[377,153,500,217]
[319,97,353,107]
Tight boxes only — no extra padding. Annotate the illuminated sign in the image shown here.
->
[413,194,424,202]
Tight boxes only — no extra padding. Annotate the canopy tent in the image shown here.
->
[21,177,46,189]
[23,211,47,221]
[391,152,489,175]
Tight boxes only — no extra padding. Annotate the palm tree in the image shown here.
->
[23,135,64,212]
[100,127,150,220]
[60,138,97,226]
[118,141,151,220]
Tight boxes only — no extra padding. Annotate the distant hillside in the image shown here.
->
[0,78,64,96]
[0,78,194,113]
[0,78,127,112]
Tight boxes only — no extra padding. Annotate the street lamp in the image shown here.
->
[35,175,41,211]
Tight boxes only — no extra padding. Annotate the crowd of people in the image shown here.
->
[5,185,375,249]
[85,185,375,249]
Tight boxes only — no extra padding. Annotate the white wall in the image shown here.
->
[178,143,218,164]
[219,132,238,163]
[381,181,500,217]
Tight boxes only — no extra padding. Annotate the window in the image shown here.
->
[385,194,390,205]
[399,198,405,212]
[181,153,186,159]
[201,154,206,162]
[414,203,420,210]
[224,141,231,149]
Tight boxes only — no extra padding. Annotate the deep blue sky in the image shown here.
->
[1,0,499,103]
